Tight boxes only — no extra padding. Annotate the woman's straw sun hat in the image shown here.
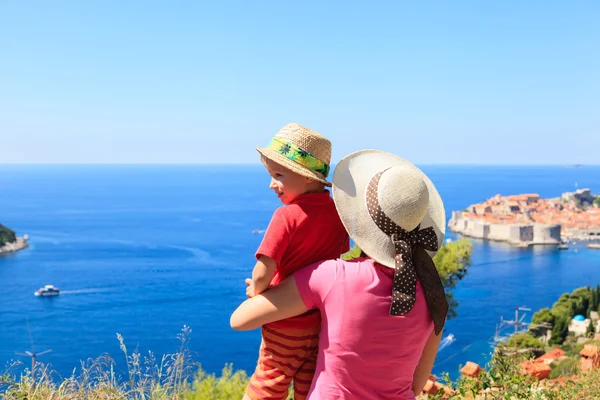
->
[257,123,332,186]
[332,149,446,269]
[333,149,449,334]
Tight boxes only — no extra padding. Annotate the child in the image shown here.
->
[243,123,349,400]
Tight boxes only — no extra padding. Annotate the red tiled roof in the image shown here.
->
[520,360,552,380]
[460,361,483,377]
[535,348,566,363]
[579,344,600,358]
[422,376,454,397]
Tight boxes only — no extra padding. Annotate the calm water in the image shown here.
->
[1,165,599,380]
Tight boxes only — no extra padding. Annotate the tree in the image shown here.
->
[569,287,592,316]
[0,224,17,246]
[531,307,554,337]
[587,319,596,337]
[532,307,555,326]
[550,317,569,345]
[433,238,473,319]
[505,333,545,350]
[591,290,599,314]
[570,301,578,317]
[594,196,600,208]
[552,293,573,318]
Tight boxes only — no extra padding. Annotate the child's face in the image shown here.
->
[263,158,313,204]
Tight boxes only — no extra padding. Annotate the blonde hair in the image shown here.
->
[260,154,325,192]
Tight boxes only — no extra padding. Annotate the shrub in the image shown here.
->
[0,224,16,246]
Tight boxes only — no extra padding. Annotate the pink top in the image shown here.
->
[295,257,434,400]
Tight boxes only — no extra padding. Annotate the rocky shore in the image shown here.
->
[0,236,29,254]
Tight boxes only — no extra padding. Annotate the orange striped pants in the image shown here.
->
[245,324,320,400]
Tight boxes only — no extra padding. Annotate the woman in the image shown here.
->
[231,149,449,399]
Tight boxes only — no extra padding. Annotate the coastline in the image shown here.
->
[448,189,600,246]
[0,236,29,255]
[448,212,562,246]
[449,212,600,246]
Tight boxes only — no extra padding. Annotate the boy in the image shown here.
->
[244,123,349,400]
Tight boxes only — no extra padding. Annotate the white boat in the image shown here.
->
[34,284,60,297]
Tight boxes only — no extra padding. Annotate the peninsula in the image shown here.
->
[449,189,600,245]
[0,224,29,254]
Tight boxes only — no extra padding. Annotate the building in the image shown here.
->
[568,315,591,336]
[421,375,454,398]
[519,360,552,380]
[449,190,599,243]
[579,344,600,372]
[460,361,483,377]
[534,348,566,365]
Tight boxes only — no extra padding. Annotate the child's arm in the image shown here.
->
[247,255,278,297]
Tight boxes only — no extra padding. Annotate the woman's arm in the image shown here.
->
[231,275,309,330]
[412,329,442,396]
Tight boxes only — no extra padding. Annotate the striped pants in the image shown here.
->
[245,324,320,400]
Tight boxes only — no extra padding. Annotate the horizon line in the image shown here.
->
[1,162,599,167]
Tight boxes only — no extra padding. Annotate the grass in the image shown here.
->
[0,326,251,399]
[2,327,598,399]
[0,326,295,400]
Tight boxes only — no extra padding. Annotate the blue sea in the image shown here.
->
[1,165,599,381]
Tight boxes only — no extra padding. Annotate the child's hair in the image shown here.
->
[260,154,326,193]
[259,154,269,166]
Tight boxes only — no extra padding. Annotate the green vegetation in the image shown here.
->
[548,357,579,379]
[593,196,600,208]
[549,317,569,345]
[530,285,600,345]
[433,238,472,319]
[435,352,600,400]
[0,224,17,246]
[586,318,597,336]
[532,307,554,326]
[4,330,599,400]
[0,326,284,400]
[505,333,545,350]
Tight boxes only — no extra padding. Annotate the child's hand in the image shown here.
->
[245,278,256,298]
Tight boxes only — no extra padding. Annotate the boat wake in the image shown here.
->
[59,288,114,295]
[438,333,456,352]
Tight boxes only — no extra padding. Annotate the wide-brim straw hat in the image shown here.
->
[256,123,332,186]
[332,149,445,269]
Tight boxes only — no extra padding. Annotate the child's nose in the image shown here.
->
[269,178,277,189]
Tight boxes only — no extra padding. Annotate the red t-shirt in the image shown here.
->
[256,191,350,329]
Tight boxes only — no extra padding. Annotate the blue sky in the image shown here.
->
[1,1,598,164]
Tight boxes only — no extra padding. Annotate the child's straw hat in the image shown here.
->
[257,123,332,186]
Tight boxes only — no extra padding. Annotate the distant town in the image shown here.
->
[449,189,600,246]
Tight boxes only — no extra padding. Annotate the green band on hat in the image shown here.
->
[267,138,330,178]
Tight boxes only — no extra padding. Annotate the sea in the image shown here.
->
[1,164,599,381]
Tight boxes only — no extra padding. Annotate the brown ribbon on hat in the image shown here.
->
[366,170,449,335]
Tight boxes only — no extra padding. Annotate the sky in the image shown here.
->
[0,1,598,165]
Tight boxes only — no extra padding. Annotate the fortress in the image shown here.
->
[449,189,600,245]
[449,212,561,245]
